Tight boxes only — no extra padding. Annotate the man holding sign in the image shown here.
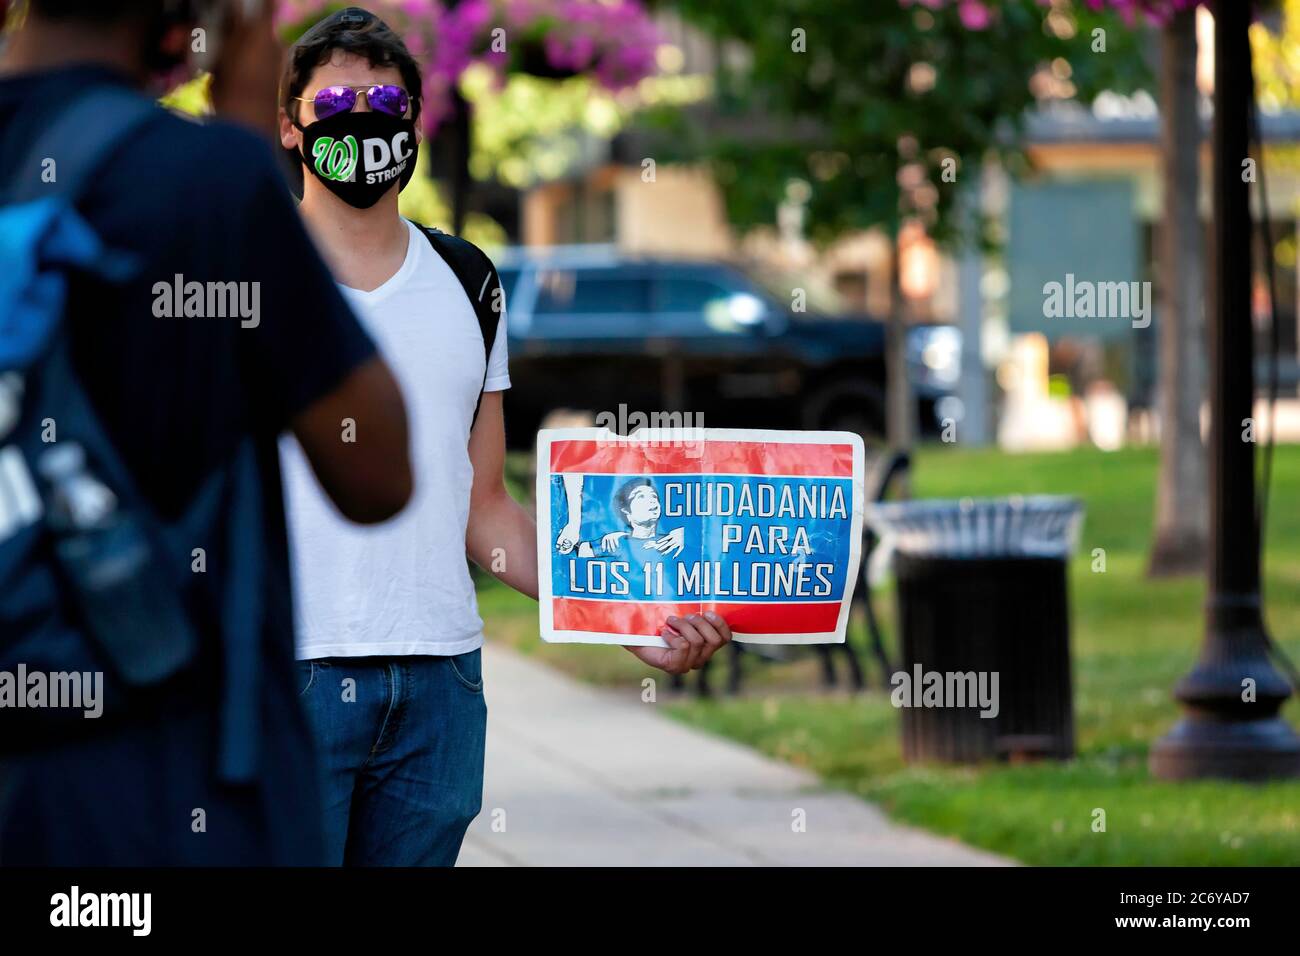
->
[278,6,731,869]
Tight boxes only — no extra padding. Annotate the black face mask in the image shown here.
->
[296,110,418,209]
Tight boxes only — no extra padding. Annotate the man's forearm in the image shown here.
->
[467,489,539,600]
[562,473,583,529]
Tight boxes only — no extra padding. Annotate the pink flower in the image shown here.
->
[957,0,992,30]
[278,0,661,133]
[1032,0,1203,27]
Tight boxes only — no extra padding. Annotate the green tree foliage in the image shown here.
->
[1254,0,1300,112]
[663,0,1151,247]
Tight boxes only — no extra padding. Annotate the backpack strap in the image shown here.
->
[1,87,160,371]
[417,225,503,429]
[7,85,160,205]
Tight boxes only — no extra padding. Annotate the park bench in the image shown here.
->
[672,450,908,697]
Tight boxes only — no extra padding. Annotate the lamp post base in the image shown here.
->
[1150,602,1300,781]
[1150,715,1300,781]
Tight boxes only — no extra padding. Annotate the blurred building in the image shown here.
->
[497,9,1300,448]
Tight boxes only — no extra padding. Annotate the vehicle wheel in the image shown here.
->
[803,381,886,454]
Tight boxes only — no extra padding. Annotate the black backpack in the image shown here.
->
[0,87,268,782]
[415,225,504,428]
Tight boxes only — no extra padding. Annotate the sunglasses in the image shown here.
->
[295,84,412,121]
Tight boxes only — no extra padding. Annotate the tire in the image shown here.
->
[802,380,886,453]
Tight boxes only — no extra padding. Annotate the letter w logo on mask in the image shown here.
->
[312,135,359,183]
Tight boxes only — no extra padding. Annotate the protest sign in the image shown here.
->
[536,428,865,646]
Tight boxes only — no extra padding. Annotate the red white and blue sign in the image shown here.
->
[536,428,865,646]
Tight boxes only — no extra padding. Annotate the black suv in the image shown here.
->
[492,247,959,449]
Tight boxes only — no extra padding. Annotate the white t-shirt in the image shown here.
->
[281,218,510,660]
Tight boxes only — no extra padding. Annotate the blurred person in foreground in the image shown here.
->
[0,0,411,865]
[278,6,732,867]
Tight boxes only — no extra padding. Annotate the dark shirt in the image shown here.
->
[0,65,376,700]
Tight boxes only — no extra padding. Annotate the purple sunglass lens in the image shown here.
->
[367,85,409,117]
[312,86,357,120]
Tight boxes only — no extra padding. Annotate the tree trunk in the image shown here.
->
[449,86,472,236]
[1148,9,1208,578]
[885,237,915,495]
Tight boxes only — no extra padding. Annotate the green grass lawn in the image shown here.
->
[481,444,1300,865]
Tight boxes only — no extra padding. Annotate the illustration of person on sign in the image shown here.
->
[555,475,686,569]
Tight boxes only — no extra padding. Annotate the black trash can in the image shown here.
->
[868,496,1084,764]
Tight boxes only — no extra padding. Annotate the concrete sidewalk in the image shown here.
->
[459,644,1012,866]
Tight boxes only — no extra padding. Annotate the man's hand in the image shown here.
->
[652,526,685,558]
[625,611,732,675]
[599,530,627,553]
[556,521,581,554]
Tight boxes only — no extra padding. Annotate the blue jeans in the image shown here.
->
[297,651,487,866]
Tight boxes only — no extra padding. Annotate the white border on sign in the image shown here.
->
[535,427,866,646]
